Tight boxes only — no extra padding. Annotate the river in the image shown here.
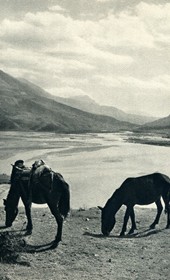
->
[0,131,170,209]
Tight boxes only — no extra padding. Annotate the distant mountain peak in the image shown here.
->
[54,94,158,125]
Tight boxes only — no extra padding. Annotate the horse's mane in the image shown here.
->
[105,188,123,209]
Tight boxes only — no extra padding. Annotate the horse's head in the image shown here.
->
[3,198,18,227]
[98,206,116,236]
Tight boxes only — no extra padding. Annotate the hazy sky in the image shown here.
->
[0,0,170,117]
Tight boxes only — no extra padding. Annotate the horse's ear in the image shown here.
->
[3,199,6,206]
[98,206,103,211]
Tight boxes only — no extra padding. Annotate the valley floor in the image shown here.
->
[0,206,170,280]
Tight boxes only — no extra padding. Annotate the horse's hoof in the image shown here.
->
[149,225,155,230]
[119,232,125,237]
[5,223,12,228]
[102,232,109,237]
[128,228,138,234]
[128,229,138,236]
[50,240,60,249]
[25,230,32,236]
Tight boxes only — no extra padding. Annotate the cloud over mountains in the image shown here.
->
[0,0,169,117]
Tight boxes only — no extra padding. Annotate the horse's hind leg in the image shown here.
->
[166,205,170,229]
[150,199,163,229]
[47,202,64,246]
[165,202,170,229]
[162,192,170,229]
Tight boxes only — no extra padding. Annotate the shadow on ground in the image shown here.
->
[83,228,163,239]
[0,229,59,266]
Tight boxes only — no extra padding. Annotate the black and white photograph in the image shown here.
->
[0,0,170,279]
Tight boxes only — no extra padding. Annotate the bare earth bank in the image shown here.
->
[0,206,170,280]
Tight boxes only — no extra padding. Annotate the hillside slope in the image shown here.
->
[143,114,170,128]
[0,70,135,133]
[135,114,170,136]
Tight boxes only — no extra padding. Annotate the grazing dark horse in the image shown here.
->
[3,162,70,247]
[99,173,170,236]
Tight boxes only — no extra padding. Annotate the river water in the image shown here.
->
[0,131,170,209]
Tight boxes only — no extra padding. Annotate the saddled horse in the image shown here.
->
[3,161,70,248]
[98,173,170,236]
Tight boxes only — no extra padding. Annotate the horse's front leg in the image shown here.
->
[25,204,33,234]
[22,199,33,234]
[20,190,33,234]
[120,206,131,236]
[128,207,137,234]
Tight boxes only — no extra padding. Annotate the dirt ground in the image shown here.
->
[0,204,170,280]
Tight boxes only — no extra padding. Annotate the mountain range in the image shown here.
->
[0,70,135,133]
[0,69,169,134]
[54,95,157,125]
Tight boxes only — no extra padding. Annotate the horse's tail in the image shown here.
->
[161,173,170,186]
[59,182,70,218]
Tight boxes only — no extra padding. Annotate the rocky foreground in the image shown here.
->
[0,206,170,280]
